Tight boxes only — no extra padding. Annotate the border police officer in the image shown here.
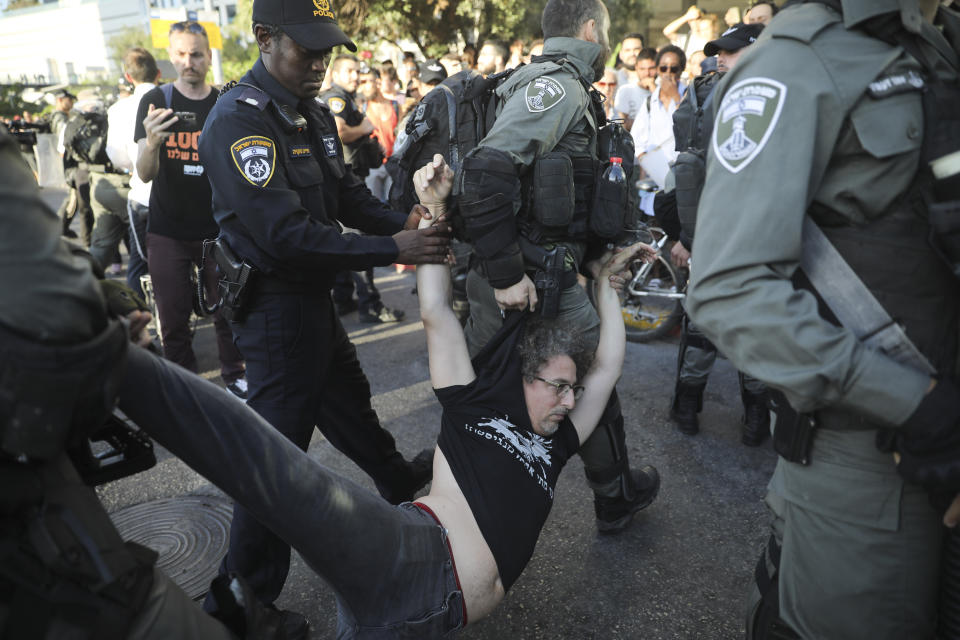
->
[456,0,660,534]
[198,0,451,613]
[667,22,769,444]
[686,1,960,637]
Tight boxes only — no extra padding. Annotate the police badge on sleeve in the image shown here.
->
[712,78,787,173]
[526,77,566,113]
[231,136,276,187]
[326,96,346,114]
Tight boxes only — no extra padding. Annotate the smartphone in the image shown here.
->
[169,111,198,132]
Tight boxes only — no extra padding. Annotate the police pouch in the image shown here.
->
[591,123,635,240]
[768,389,816,465]
[205,238,255,323]
[531,152,575,227]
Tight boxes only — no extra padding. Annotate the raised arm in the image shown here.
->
[569,243,656,444]
[414,155,476,389]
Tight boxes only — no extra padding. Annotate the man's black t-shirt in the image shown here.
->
[134,85,218,241]
[435,313,580,591]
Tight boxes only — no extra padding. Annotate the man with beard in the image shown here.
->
[476,40,508,77]
[455,0,661,534]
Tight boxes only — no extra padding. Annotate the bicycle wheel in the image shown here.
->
[590,254,686,343]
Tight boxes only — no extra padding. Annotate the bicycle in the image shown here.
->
[590,223,687,343]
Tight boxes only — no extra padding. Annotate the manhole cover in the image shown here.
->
[110,495,233,600]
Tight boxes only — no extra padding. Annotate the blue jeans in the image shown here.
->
[215,291,417,604]
[118,347,465,639]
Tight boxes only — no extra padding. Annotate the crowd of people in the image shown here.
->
[3,0,960,639]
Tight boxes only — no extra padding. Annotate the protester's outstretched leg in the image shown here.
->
[118,347,457,630]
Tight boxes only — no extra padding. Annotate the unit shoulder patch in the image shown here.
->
[712,77,787,174]
[230,135,276,187]
[326,96,346,114]
[525,76,566,113]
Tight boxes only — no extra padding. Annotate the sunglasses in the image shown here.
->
[659,65,682,74]
[169,21,207,37]
[595,81,616,87]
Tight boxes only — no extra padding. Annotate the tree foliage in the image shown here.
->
[337,0,649,58]
[0,83,41,119]
[106,27,167,73]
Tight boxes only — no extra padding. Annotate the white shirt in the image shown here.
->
[630,81,686,163]
[106,82,156,206]
[613,84,651,122]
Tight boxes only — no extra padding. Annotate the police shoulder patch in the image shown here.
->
[712,77,787,174]
[327,96,346,114]
[230,135,276,187]
[525,76,566,113]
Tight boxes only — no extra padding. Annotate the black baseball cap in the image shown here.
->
[253,0,357,52]
[419,59,448,85]
[52,88,77,100]
[704,23,764,56]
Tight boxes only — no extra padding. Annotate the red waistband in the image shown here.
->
[413,501,468,626]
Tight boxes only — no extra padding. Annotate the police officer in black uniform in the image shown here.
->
[320,55,403,323]
[197,0,451,613]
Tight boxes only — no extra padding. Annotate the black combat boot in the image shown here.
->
[670,382,705,435]
[741,391,770,447]
[595,465,661,534]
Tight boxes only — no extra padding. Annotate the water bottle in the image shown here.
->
[603,156,626,185]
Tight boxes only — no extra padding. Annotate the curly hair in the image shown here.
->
[518,316,594,383]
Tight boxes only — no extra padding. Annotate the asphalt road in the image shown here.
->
[49,187,779,639]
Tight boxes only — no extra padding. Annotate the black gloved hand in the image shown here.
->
[895,378,960,492]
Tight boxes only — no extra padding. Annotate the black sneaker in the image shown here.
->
[376,448,434,504]
[595,465,660,534]
[360,305,405,324]
[226,377,248,400]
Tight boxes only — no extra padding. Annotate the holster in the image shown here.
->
[205,238,256,323]
[769,389,816,465]
[518,238,576,319]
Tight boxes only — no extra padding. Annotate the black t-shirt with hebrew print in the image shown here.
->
[134,85,219,241]
[434,312,580,591]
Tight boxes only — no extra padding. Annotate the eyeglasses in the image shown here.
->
[169,21,208,37]
[532,376,585,400]
[659,65,682,74]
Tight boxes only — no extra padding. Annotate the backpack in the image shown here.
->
[387,67,517,215]
[62,110,110,166]
[671,72,722,236]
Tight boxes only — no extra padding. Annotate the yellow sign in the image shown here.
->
[150,19,223,50]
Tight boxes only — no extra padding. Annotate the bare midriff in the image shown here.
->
[416,447,505,624]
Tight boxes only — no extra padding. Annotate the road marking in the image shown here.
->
[348,321,424,345]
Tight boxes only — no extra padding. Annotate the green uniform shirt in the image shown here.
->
[476,36,601,269]
[686,1,958,427]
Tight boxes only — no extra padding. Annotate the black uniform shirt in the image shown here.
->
[199,58,407,286]
[319,83,368,170]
